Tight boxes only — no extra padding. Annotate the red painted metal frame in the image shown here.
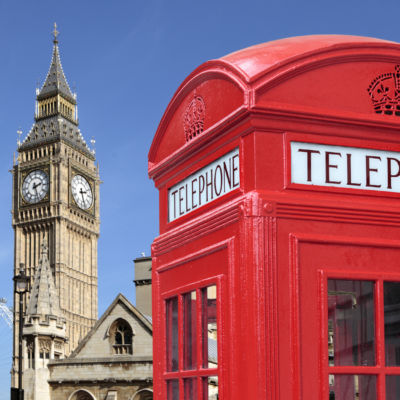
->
[161,276,222,399]
[149,35,400,400]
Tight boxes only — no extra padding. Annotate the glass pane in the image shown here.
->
[202,376,218,400]
[183,291,197,370]
[328,280,375,366]
[386,376,400,400]
[184,378,198,399]
[384,282,400,366]
[329,375,376,400]
[166,297,179,372]
[202,285,217,368]
[167,379,180,400]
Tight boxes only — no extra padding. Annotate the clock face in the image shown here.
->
[71,175,93,210]
[22,170,49,203]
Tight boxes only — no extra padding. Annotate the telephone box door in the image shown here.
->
[293,235,400,400]
[155,242,231,400]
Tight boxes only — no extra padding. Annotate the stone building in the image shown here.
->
[11,25,154,400]
[48,293,153,400]
[45,257,154,400]
[133,256,152,319]
[11,23,100,390]
[19,247,154,400]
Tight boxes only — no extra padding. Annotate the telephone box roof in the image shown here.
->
[149,35,400,176]
[219,35,396,82]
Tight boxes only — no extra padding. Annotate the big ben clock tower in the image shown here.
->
[11,25,100,385]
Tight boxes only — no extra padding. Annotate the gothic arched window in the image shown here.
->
[71,390,95,400]
[132,389,153,400]
[110,319,133,355]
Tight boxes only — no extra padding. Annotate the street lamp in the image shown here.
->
[13,263,30,400]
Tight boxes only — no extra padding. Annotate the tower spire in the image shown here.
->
[18,24,94,159]
[25,236,63,318]
[53,22,59,44]
[37,23,74,103]
[22,235,66,400]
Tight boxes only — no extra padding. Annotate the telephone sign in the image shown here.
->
[168,148,239,221]
[291,141,400,192]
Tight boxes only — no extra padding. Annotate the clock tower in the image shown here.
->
[11,25,100,386]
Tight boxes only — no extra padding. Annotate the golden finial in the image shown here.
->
[53,22,59,44]
[91,137,96,155]
[17,128,22,147]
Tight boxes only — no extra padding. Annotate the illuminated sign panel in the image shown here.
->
[168,148,239,221]
[291,141,400,193]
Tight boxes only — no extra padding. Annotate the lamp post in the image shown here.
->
[13,263,29,400]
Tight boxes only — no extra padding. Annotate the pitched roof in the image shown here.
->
[69,293,153,358]
[19,114,94,158]
[26,238,63,319]
[37,37,75,103]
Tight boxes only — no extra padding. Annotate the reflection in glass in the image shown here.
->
[384,282,400,366]
[166,297,179,371]
[167,379,179,400]
[184,378,198,399]
[184,291,197,370]
[202,285,217,368]
[203,376,218,400]
[328,280,375,366]
[386,375,400,400]
[329,375,376,400]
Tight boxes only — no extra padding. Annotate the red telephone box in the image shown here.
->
[148,35,400,400]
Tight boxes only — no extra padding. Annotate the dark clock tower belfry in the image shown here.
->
[11,25,100,386]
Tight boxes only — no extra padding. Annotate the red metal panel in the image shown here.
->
[148,75,246,169]
[287,235,400,398]
[154,238,235,399]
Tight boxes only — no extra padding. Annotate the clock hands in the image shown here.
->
[79,187,87,206]
[32,181,42,199]
[22,170,49,204]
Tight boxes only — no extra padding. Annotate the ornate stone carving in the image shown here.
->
[26,339,34,352]
[39,338,51,352]
[54,341,63,350]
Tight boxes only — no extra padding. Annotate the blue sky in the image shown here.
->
[0,0,400,395]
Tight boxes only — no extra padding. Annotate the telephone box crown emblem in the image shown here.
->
[184,95,205,142]
[368,65,400,116]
